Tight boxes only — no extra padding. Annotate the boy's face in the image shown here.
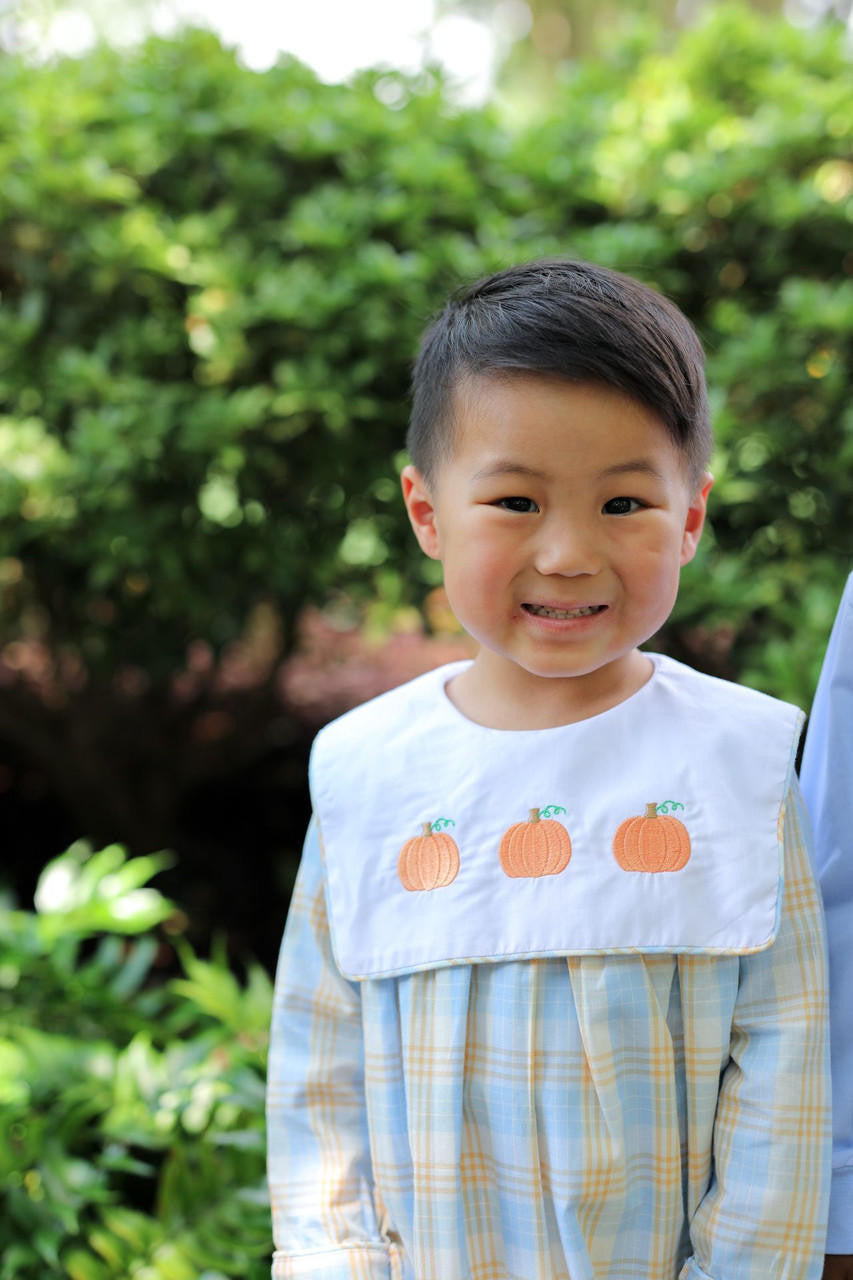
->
[402,373,712,718]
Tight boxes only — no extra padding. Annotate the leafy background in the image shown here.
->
[1,844,271,1278]
[0,3,851,1273]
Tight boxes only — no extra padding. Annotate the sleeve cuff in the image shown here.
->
[826,1167,853,1253]
[272,1243,403,1279]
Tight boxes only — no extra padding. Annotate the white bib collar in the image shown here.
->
[309,655,803,980]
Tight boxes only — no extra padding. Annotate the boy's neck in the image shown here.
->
[445,649,654,730]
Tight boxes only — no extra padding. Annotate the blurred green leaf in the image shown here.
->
[0,840,272,1277]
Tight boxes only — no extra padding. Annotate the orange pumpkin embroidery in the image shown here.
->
[499,806,572,878]
[397,819,460,891]
[612,802,691,873]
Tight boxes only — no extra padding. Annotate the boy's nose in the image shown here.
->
[533,521,602,576]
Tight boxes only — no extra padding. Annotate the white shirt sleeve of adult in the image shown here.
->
[800,572,853,1255]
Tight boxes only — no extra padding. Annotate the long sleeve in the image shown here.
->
[266,818,403,1280]
[681,779,831,1280]
[800,572,853,1254]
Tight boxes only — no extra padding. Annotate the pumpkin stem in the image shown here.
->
[421,822,432,837]
[645,803,658,819]
[528,807,540,823]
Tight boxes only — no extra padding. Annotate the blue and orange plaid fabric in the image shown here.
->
[267,781,830,1279]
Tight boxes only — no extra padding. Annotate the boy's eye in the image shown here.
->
[603,496,643,516]
[496,496,539,513]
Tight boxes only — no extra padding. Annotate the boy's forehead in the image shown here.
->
[449,371,668,446]
[452,369,656,419]
[437,370,695,487]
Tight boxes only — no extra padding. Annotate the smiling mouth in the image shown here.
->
[522,603,607,620]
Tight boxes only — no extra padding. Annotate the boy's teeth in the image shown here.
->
[526,604,602,619]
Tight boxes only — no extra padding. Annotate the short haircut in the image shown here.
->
[408,258,711,486]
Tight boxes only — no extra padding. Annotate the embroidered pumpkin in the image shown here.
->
[499,806,571,878]
[612,802,691,872]
[397,820,460,891]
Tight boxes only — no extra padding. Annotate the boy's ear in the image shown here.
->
[399,463,440,558]
[401,464,442,560]
[680,471,714,566]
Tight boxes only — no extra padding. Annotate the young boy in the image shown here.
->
[267,259,830,1279]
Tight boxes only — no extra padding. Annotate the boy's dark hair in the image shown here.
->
[408,258,711,485]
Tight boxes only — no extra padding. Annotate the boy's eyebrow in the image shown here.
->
[599,460,665,480]
[471,461,548,481]
[472,459,667,482]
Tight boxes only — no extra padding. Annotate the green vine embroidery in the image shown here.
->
[539,805,567,820]
[655,800,685,815]
[430,817,456,832]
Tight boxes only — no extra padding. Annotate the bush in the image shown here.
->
[0,843,273,1278]
[0,7,849,697]
[0,5,849,951]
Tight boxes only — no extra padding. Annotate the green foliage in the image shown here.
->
[0,844,273,1278]
[0,6,850,703]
